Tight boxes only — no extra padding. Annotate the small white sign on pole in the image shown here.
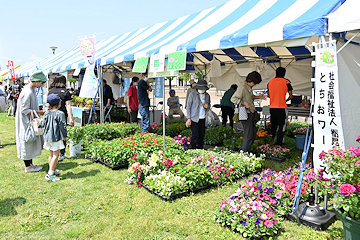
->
[149,54,165,73]
[313,40,344,172]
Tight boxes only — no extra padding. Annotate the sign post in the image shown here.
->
[313,40,344,172]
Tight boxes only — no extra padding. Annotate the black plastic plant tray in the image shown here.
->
[142,168,263,202]
[97,159,128,170]
[265,156,286,163]
[85,156,98,163]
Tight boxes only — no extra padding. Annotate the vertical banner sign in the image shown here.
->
[167,51,186,71]
[121,78,131,97]
[79,37,96,65]
[154,77,164,98]
[79,36,97,98]
[313,40,344,172]
[8,60,15,82]
[132,57,149,73]
[149,54,165,73]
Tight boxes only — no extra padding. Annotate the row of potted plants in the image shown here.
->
[85,133,183,167]
[68,122,140,147]
[125,149,264,200]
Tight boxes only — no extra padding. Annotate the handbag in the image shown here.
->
[31,110,44,136]
[233,105,248,122]
[238,106,248,121]
[250,110,261,123]
[25,123,36,143]
[205,109,216,128]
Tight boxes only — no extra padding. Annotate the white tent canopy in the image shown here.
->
[328,0,360,33]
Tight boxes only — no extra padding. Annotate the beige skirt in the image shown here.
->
[43,140,65,151]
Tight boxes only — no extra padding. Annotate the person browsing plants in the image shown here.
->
[185,79,211,149]
[230,71,266,153]
[16,71,47,173]
[39,94,68,182]
[127,76,140,123]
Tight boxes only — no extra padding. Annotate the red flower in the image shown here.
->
[213,174,219,179]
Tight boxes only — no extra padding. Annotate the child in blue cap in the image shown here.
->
[39,93,67,182]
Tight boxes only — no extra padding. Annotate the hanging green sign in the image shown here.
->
[167,51,186,71]
[132,57,149,73]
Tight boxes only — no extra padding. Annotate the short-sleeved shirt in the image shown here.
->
[267,77,293,108]
[128,86,139,111]
[48,87,72,117]
[137,79,150,107]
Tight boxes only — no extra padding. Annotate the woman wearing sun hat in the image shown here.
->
[16,70,47,173]
[185,79,211,149]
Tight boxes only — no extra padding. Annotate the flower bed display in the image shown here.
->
[68,122,140,148]
[125,149,264,201]
[86,133,183,167]
[215,164,313,239]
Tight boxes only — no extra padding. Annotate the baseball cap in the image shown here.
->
[47,94,61,106]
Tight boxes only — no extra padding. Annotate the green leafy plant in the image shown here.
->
[67,126,84,145]
[204,125,236,145]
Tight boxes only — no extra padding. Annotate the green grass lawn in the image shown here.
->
[0,113,344,239]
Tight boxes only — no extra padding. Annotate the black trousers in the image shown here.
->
[190,119,205,149]
[13,99,18,117]
[221,106,234,128]
[270,108,288,145]
[129,109,138,123]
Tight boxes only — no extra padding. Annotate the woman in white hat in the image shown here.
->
[16,71,47,173]
[185,79,211,149]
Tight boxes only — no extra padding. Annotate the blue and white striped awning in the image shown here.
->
[13,0,345,78]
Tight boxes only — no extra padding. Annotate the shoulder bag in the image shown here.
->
[31,110,44,136]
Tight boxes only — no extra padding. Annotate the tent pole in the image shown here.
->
[99,66,104,123]
[337,30,360,53]
[162,77,166,150]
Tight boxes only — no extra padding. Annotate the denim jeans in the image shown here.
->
[139,104,150,133]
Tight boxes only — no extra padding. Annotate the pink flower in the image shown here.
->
[219,201,227,209]
[267,211,273,218]
[349,147,360,156]
[275,192,282,199]
[355,161,360,167]
[356,135,360,142]
[229,207,238,212]
[355,184,360,193]
[340,184,356,196]
[264,220,273,228]
[319,151,326,160]
[260,214,268,220]
[274,219,278,225]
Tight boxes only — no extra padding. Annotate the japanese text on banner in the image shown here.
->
[313,40,344,171]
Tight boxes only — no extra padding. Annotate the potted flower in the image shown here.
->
[293,126,307,150]
[316,136,360,239]
[256,144,290,162]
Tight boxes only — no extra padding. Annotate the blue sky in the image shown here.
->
[0,0,229,70]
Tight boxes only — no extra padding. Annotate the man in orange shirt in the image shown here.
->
[267,67,293,146]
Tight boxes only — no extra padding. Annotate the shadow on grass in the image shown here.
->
[1,143,16,147]
[0,197,26,217]
[60,169,100,179]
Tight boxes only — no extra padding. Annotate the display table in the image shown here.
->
[287,107,311,118]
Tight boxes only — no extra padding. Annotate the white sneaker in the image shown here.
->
[25,165,43,173]
[45,174,60,182]
[59,154,67,161]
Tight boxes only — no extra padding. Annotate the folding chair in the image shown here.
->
[104,105,113,123]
